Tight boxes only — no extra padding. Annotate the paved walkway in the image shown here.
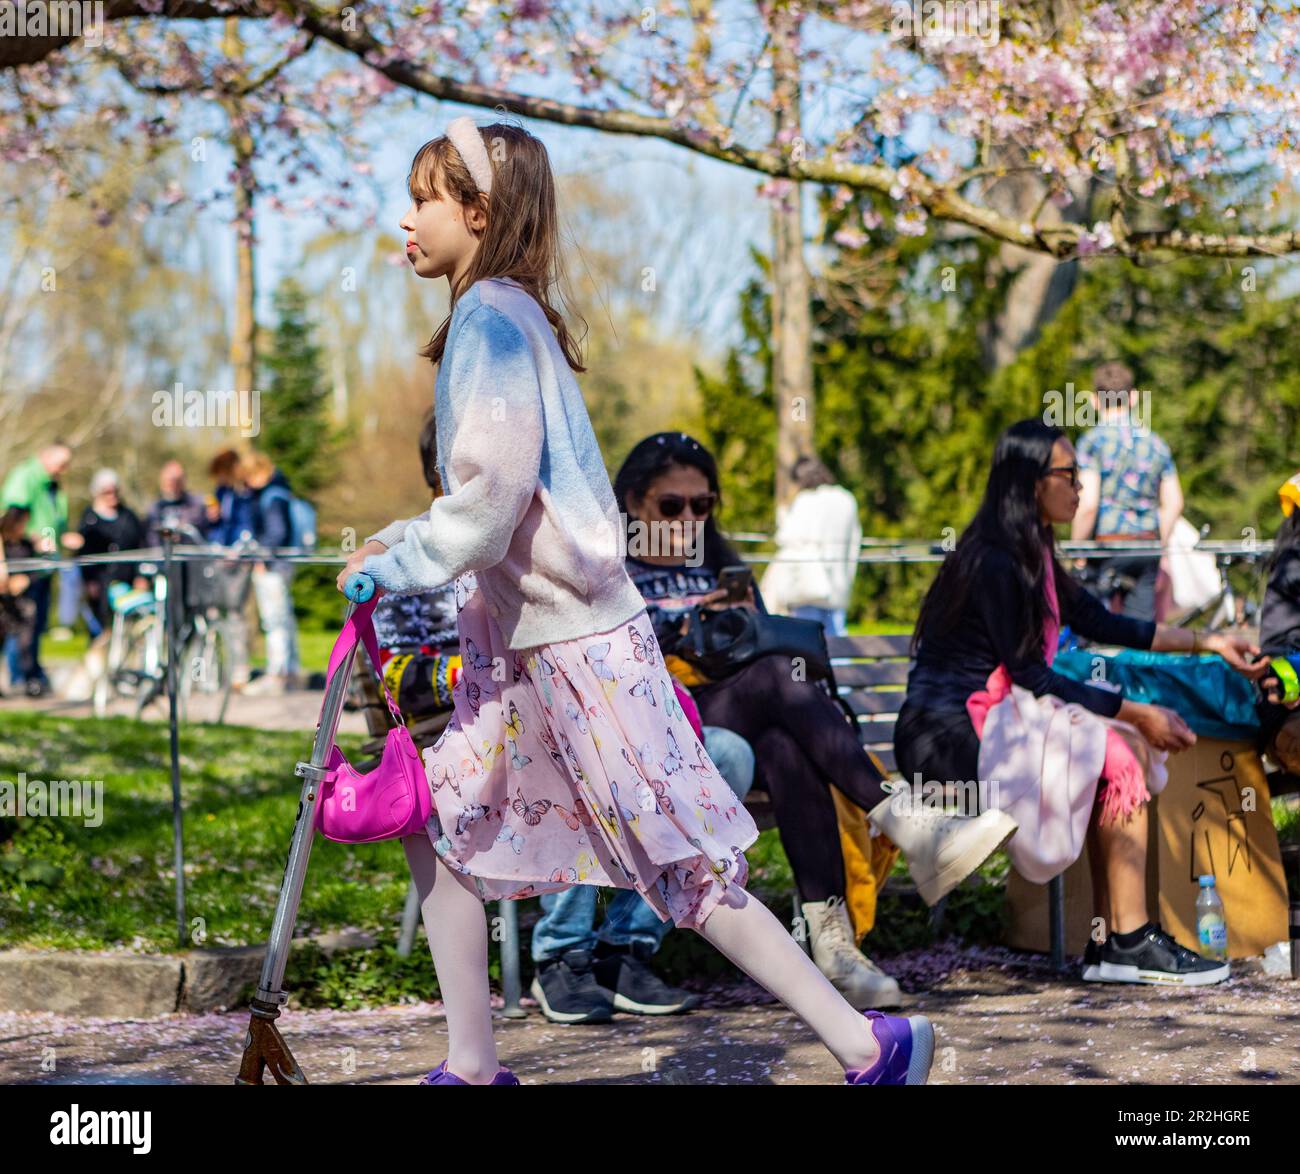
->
[3,946,1297,1085]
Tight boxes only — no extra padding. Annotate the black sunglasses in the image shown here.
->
[654,492,717,518]
[1043,463,1081,488]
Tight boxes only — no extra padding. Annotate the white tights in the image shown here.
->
[402,833,881,1083]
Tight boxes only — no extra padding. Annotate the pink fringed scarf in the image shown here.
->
[965,544,1151,825]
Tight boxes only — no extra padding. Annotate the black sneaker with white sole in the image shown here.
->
[1081,938,1104,982]
[1085,922,1230,986]
[530,948,615,1024]
[591,940,700,1015]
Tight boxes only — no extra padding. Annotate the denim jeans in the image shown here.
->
[704,724,754,801]
[791,604,848,637]
[252,564,299,676]
[57,564,83,627]
[530,724,756,960]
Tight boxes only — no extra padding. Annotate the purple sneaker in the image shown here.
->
[418,1060,521,1085]
[844,1010,934,1085]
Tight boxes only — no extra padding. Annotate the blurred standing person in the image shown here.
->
[243,451,300,695]
[143,459,211,544]
[76,469,146,637]
[759,455,862,636]
[142,459,213,680]
[207,449,257,689]
[207,449,256,546]
[0,442,72,694]
[1071,362,1183,622]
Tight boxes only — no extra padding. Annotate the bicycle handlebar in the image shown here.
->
[155,520,209,545]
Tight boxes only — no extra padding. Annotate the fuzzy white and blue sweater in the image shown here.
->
[362,277,645,650]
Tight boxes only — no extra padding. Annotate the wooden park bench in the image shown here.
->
[825,633,912,776]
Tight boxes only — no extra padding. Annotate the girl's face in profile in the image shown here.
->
[1036,436,1081,525]
[401,163,486,285]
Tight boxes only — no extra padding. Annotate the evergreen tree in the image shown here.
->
[258,275,344,634]
[258,276,336,496]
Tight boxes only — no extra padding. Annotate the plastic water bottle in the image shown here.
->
[1196,875,1229,961]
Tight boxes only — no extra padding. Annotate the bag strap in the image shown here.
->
[325,596,405,726]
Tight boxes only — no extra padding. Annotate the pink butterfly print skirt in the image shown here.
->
[414,576,760,932]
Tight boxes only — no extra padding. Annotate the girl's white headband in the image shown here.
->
[445,117,493,196]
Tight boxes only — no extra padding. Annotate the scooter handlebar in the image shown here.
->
[344,572,375,603]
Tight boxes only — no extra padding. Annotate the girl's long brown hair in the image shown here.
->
[409,121,587,372]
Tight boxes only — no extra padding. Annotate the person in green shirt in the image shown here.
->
[1,442,73,692]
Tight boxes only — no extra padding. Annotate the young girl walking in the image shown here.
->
[338,117,933,1086]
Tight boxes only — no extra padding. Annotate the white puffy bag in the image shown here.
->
[1166,516,1221,611]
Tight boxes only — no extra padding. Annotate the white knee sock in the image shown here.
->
[403,834,501,1082]
[694,884,880,1072]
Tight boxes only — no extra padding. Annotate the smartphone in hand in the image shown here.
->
[716,564,753,604]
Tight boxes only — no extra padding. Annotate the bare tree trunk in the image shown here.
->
[977,162,1094,369]
[221,17,257,408]
[974,3,1093,369]
[769,1,814,510]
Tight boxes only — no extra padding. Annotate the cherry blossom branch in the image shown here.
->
[3,0,1297,260]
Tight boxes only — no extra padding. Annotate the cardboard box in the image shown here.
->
[1156,740,1289,957]
[1005,740,1289,959]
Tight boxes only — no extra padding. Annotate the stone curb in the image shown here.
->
[0,931,379,1018]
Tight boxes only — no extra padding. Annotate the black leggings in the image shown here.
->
[693,654,890,903]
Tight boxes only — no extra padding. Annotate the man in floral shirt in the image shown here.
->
[1072,360,1185,621]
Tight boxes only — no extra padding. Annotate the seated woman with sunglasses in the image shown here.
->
[614,432,1017,1009]
[897,419,1265,986]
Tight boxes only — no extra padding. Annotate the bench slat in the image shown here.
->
[855,714,897,738]
[843,692,908,717]
[826,634,913,658]
[831,661,910,688]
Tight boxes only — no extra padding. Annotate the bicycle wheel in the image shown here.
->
[178,617,231,723]
[176,627,197,722]
[207,620,232,724]
[91,658,111,718]
[176,618,204,722]
[117,614,164,719]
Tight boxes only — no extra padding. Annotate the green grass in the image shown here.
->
[0,711,811,1005]
[1275,794,1300,846]
[846,621,912,636]
[0,711,801,958]
[0,711,391,952]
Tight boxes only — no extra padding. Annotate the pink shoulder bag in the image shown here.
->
[314,596,434,844]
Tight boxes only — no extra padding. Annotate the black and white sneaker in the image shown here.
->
[1081,938,1105,982]
[1086,923,1230,986]
[530,948,616,1024]
[592,941,700,1015]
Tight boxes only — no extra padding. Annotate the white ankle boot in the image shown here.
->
[801,896,901,1010]
[868,796,1017,906]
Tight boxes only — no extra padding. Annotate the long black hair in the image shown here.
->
[912,418,1080,661]
[613,432,741,571]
